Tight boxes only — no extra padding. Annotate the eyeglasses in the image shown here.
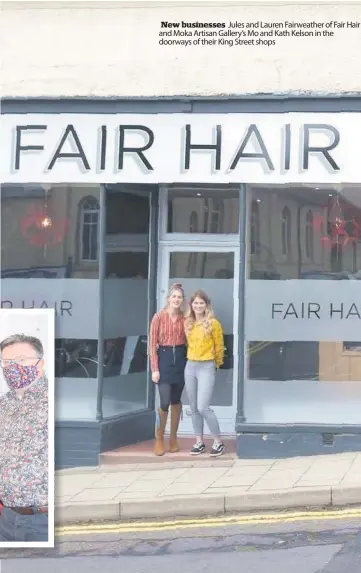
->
[0,356,40,368]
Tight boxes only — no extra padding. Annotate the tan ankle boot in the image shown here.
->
[153,408,168,456]
[169,403,182,453]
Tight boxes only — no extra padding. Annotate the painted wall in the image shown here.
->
[1,1,361,98]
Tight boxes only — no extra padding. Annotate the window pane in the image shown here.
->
[106,185,150,234]
[1,183,101,421]
[90,223,98,261]
[246,340,361,424]
[102,186,150,417]
[245,184,361,424]
[167,187,239,233]
[82,225,90,260]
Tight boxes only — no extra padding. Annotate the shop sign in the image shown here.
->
[246,279,361,341]
[1,112,360,183]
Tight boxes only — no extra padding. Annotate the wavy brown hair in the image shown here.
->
[184,290,214,334]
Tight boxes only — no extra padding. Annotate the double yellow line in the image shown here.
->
[56,506,361,536]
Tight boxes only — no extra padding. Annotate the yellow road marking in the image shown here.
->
[56,507,361,536]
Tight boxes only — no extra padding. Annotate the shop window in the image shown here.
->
[102,187,150,418]
[79,197,99,262]
[305,210,314,261]
[1,184,101,421]
[245,185,361,426]
[281,206,291,256]
[250,200,261,255]
[106,186,150,234]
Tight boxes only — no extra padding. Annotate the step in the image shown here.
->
[99,436,237,465]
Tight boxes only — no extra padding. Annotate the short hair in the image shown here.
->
[0,334,44,358]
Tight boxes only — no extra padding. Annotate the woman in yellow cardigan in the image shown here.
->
[184,290,225,457]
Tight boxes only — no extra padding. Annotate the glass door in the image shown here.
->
[157,245,239,435]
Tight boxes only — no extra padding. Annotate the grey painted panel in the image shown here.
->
[236,433,361,459]
[236,423,361,434]
[55,425,100,469]
[0,99,192,114]
[55,410,155,469]
[100,409,155,453]
[3,96,361,115]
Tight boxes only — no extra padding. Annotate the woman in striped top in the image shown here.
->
[149,283,187,456]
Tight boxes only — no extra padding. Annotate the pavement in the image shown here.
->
[55,451,361,525]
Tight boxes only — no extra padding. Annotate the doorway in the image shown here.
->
[157,244,240,435]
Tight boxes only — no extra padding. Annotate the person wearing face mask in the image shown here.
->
[149,284,187,456]
[0,334,48,542]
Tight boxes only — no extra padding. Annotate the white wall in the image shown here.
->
[0,309,53,395]
[2,1,361,98]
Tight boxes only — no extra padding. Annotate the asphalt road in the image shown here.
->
[0,516,360,572]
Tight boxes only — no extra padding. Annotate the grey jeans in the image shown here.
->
[184,360,221,438]
[0,506,48,542]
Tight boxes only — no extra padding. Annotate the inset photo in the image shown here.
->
[0,309,55,548]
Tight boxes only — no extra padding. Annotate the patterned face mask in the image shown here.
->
[2,361,39,390]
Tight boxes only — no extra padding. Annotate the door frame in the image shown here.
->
[156,243,240,434]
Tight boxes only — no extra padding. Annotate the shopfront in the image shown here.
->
[2,98,361,468]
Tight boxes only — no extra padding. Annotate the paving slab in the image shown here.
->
[91,470,148,488]
[124,479,172,493]
[70,486,126,502]
[54,453,361,526]
[160,481,213,496]
[209,474,264,487]
[142,468,189,481]
[222,466,270,478]
[173,466,229,483]
[340,471,361,484]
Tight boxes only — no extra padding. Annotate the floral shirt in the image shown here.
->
[0,376,48,507]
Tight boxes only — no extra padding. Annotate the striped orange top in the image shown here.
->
[148,309,186,371]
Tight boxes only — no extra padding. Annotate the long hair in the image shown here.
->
[184,290,214,335]
[164,283,185,311]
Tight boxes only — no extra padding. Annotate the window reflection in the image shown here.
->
[1,184,100,279]
[167,187,239,234]
[102,185,150,418]
[103,336,148,376]
[281,206,291,257]
[79,197,100,262]
[170,252,234,279]
[55,339,98,378]
[250,200,260,255]
[248,185,361,280]
[248,340,361,382]
[305,210,314,261]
